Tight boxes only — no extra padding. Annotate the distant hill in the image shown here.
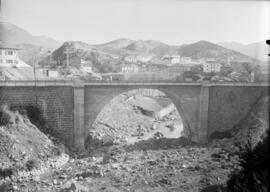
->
[96,38,135,54]
[218,41,269,62]
[0,22,61,49]
[40,41,122,73]
[97,38,179,57]
[49,41,116,62]
[17,44,54,66]
[98,39,255,62]
[178,40,254,61]
[124,40,179,57]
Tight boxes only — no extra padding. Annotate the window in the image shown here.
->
[6,60,13,64]
[5,50,13,55]
[0,50,2,55]
[0,59,2,63]
[14,60,19,64]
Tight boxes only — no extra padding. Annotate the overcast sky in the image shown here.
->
[1,0,270,45]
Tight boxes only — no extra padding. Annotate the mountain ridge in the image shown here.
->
[0,22,61,49]
[218,41,269,62]
[1,22,264,68]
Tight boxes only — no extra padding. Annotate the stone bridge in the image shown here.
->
[0,81,268,151]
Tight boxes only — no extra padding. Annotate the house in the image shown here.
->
[136,55,152,63]
[124,55,137,63]
[81,66,92,73]
[203,60,221,73]
[147,64,168,72]
[121,64,139,73]
[45,69,59,78]
[0,42,30,67]
[171,55,181,64]
[162,55,192,65]
[168,64,194,72]
[179,57,194,64]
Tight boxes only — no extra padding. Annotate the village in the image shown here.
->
[0,41,267,83]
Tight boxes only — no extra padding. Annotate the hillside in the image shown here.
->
[39,41,122,74]
[178,40,254,61]
[96,38,135,55]
[98,39,255,62]
[124,40,179,57]
[17,44,53,66]
[44,39,255,66]
[218,41,269,62]
[97,38,179,58]
[0,105,67,179]
[0,22,61,49]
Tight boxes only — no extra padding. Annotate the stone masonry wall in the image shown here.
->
[0,86,74,147]
[208,86,269,137]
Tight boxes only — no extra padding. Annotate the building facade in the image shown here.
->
[203,61,221,73]
[0,42,30,67]
[124,55,137,63]
[121,64,139,73]
[162,55,194,65]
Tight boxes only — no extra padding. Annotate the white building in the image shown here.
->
[179,57,194,64]
[124,55,153,63]
[124,55,137,63]
[136,55,152,63]
[81,66,92,73]
[171,55,181,64]
[45,70,59,78]
[203,61,221,73]
[121,64,139,73]
[162,55,182,65]
[0,42,30,67]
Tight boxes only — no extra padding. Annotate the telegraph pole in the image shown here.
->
[48,50,52,72]
[33,56,38,105]
[64,48,70,68]
[33,57,37,83]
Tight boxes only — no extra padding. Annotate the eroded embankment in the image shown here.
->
[0,105,69,184]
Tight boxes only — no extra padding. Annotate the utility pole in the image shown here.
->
[48,50,52,68]
[33,56,37,83]
[64,48,71,68]
[33,56,38,105]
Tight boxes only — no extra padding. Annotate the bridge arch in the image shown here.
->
[83,85,202,150]
[85,88,188,146]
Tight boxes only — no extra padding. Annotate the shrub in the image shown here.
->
[0,110,10,126]
[227,130,269,192]
[0,168,13,180]
[25,159,38,171]
[0,105,12,126]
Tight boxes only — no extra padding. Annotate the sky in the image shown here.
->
[1,0,270,45]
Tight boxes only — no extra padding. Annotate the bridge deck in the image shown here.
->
[0,80,268,87]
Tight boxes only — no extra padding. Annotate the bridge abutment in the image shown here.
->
[73,83,85,151]
[198,84,210,143]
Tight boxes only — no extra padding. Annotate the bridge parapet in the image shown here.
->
[0,80,73,86]
[0,80,268,87]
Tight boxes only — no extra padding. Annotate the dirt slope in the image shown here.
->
[0,105,64,173]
